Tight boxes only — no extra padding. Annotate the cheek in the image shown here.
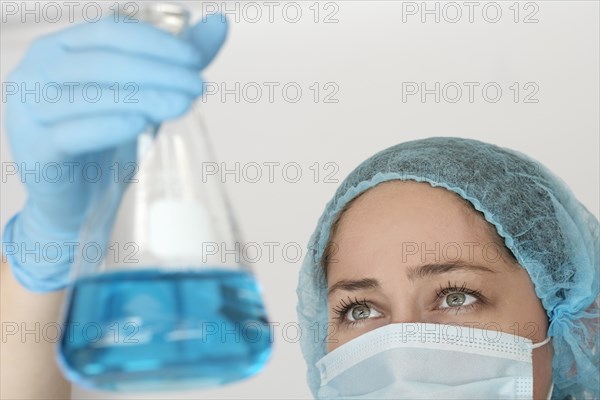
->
[326,313,354,352]
[325,305,361,352]
[496,270,549,338]
[326,301,389,352]
[326,322,344,352]
[532,341,554,399]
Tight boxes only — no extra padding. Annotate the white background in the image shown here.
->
[1,1,599,399]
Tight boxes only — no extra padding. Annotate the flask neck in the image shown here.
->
[133,3,191,36]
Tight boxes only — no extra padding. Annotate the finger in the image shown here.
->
[28,88,194,125]
[51,113,149,156]
[46,18,203,68]
[188,13,229,69]
[30,50,204,96]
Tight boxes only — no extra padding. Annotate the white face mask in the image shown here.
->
[316,323,552,400]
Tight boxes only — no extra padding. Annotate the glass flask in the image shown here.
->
[57,4,272,392]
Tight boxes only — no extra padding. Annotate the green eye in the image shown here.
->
[446,293,466,307]
[436,282,484,312]
[332,297,383,325]
[441,292,477,309]
[342,301,382,323]
[350,304,371,320]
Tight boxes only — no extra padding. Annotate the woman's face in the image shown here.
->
[325,181,553,399]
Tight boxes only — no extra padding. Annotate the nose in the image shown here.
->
[388,304,423,325]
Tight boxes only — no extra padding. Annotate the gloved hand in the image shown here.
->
[2,13,228,291]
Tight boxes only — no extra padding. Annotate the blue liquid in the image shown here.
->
[58,268,272,391]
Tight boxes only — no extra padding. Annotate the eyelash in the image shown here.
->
[434,281,488,314]
[332,296,373,326]
[332,282,488,324]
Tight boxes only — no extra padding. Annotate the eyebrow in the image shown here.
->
[327,262,496,298]
[406,262,497,281]
[328,278,380,298]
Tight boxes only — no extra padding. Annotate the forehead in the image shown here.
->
[327,181,500,279]
[336,180,483,239]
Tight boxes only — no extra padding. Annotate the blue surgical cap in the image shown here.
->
[297,137,599,399]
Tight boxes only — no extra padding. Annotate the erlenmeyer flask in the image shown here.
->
[57,4,272,392]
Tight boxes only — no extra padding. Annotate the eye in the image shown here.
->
[347,303,382,322]
[440,292,478,308]
[332,297,383,325]
[435,281,488,314]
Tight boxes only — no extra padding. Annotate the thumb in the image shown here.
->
[188,13,229,70]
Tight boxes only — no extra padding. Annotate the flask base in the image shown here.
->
[58,268,272,391]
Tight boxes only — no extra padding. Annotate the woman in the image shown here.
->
[297,137,599,399]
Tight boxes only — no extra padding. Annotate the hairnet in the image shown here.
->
[296,137,599,399]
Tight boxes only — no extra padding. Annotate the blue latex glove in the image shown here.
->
[2,14,228,291]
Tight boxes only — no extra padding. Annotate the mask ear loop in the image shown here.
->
[530,336,553,399]
[531,336,552,349]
